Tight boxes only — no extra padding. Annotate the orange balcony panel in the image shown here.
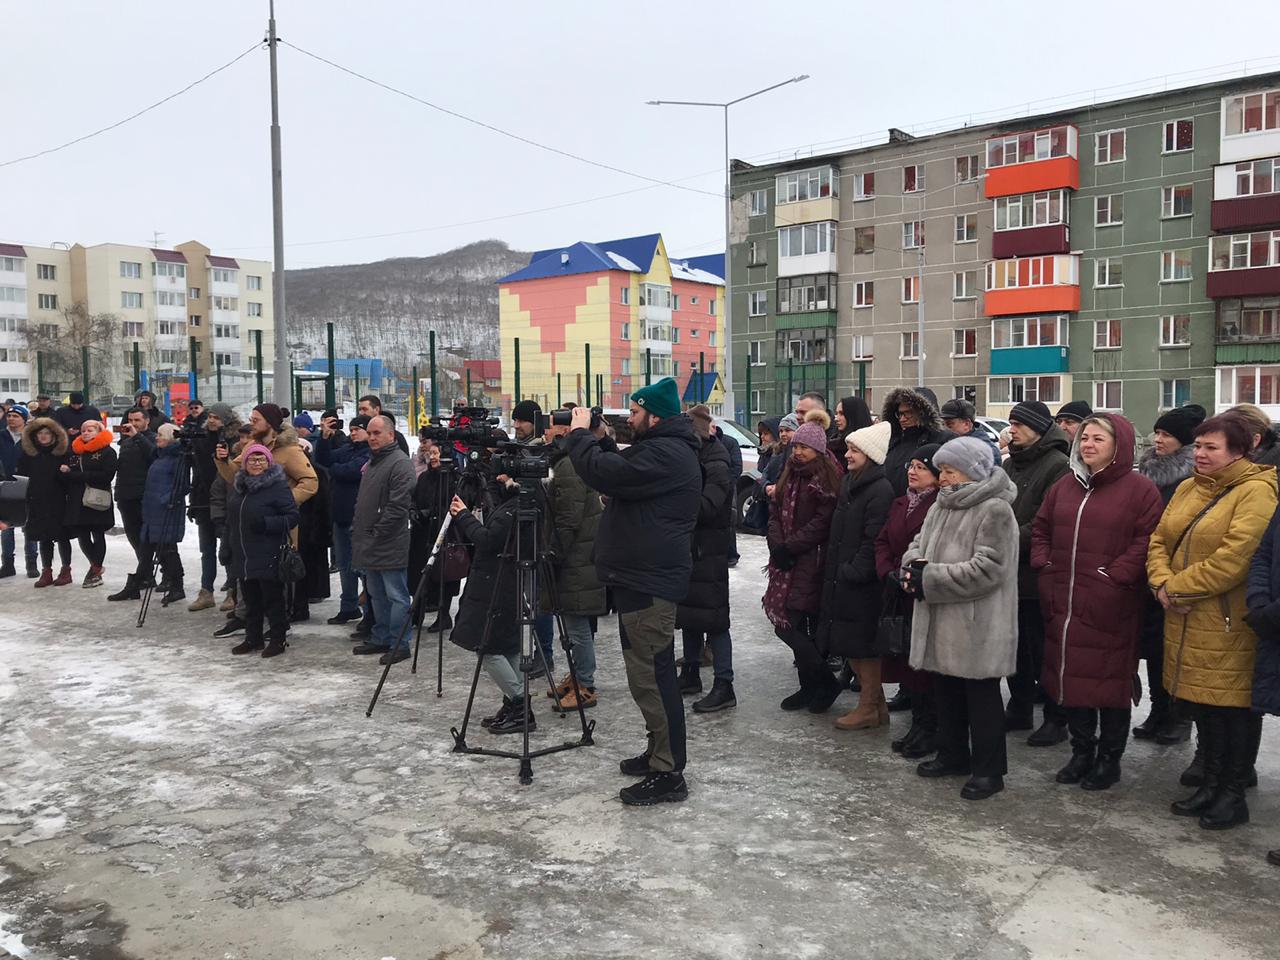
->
[985,157,1080,199]
[985,286,1080,316]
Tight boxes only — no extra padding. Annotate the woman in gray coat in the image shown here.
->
[900,436,1019,801]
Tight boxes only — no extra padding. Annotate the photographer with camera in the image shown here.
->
[408,435,460,632]
[316,414,370,625]
[107,408,158,601]
[566,377,701,806]
[187,403,241,612]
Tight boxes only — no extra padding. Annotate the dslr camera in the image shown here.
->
[550,405,604,430]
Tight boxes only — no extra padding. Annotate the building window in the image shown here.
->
[855,226,875,255]
[620,286,629,305]
[776,166,839,203]
[778,221,836,258]
[987,255,1079,290]
[1094,319,1123,349]
[1095,194,1123,226]
[620,358,631,376]
[1162,184,1193,219]
[1095,257,1123,288]
[246,275,262,291]
[902,276,919,303]
[1161,378,1192,409]
[952,328,977,357]
[988,375,1062,404]
[709,298,716,316]
[854,281,874,308]
[672,328,681,343]
[120,261,141,279]
[189,315,201,327]
[955,154,981,183]
[156,291,185,307]
[0,347,27,363]
[0,316,25,331]
[690,328,699,338]
[750,189,768,216]
[1224,89,1280,136]
[0,257,23,273]
[1162,249,1193,282]
[709,331,717,347]
[157,320,184,337]
[211,268,236,284]
[748,340,766,366]
[1163,119,1194,153]
[955,214,977,242]
[0,379,30,394]
[672,294,680,311]
[748,291,767,316]
[777,274,835,313]
[154,261,186,279]
[992,315,1069,348]
[1210,231,1280,272]
[995,190,1068,230]
[853,172,875,200]
[0,287,21,304]
[903,221,925,249]
[36,264,55,280]
[36,323,57,340]
[751,389,765,415]
[954,270,978,300]
[903,164,925,193]
[986,126,1073,168]
[620,322,630,341]
[748,241,763,265]
[121,321,143,338]
[900,332,920,359]
[37,293,59,310]
[777,327,830,364]
[1160,314,1191,347]
[212,295,239,311]
[1096,129,1126,164]
[1235,158,1279,197]
[1094,380,1123,410]
[852,335,873,360]
[189,287,201,300]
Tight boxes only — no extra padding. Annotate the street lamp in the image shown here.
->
[647,75,809,422]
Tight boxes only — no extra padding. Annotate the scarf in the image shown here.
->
[72,428,114,455]
[905,486,936,517]
[762,457,826,630]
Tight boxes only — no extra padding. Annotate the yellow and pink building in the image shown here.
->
[497,233,724,411]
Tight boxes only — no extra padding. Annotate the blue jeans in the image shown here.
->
[1,527,36,566]
[534,611,556,672]
[366,567,411,652]
[561,614,597,687]
[332,522,359,614]
[682,628,734,683]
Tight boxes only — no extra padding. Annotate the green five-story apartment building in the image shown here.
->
[730,71,1280,431]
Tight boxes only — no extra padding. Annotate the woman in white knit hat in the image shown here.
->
[817,421,894,729]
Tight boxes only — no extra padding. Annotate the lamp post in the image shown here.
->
[647,74,809,424]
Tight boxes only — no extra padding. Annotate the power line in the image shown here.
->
[280,40,722,199]
[0,44,261,170]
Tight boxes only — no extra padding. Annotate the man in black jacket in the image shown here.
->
[135,390,168,432]
[53,392,102,438]
[567,377,701,806]
[715,422,743,567]
[679,406,736,714]
[107,407,157,600]
[187,402,240,611]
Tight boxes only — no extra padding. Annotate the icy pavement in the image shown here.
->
[0,529,1278,960]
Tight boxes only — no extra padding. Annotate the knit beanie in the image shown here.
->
[1153,404,1207,447]
[792,421,828,455]
[1008,401,1053,436]
[69,391,85,405]
[630,377,682,420]
[512,399,542,425]
[293,411,314,430]
[254,403,286,431]
[1055,400,1093,423]
[7,404,29,422]
[688,403,713,439]
[206,402,234,424]
[242,443,275,464]
[349,415,371,431]
[779,413,800,433]
[845,420,892,465]
[911,442,942,477]
[934,436,999,481]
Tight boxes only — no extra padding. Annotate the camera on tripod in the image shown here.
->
[418,406,506,448]
[174,421,205,444]
[491,441,551,481]
[550,405,604,430]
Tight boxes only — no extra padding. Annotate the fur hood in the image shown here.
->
[21,416,68,457]
[804,408,831,431]
[234,462,288,494]
[880,387,942,438]
[270,424,300,449]
[1138,443,1195,490]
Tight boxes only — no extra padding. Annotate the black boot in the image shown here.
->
[0,561,15,578]
[1082,709,1128,790]
[481,697,515,729]
[425,612,453,633]
[1180,720,1207,786]
[1132,702,1168,741]
[807,668,844,714]
[161,582,186,606]
[781,666,816,711]
[892,691,921,754]
[1027,706,1068,746]
[1056,711,1097,784]
[1199,711,1251,830]
[1245,711,1263,790]
[25,557,38,579]
[487,696,535,734]
[692,679,736,714]
[1173,710,1224,816]
[885,686,911,712]
[232,619,266,655]
[107,574,142,602]
[678,664,703,696]
[1081,751,1123,791]
[262,630,288,658]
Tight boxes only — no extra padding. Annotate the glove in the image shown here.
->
[769,544,796,571]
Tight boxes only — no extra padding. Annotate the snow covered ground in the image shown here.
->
[0,528,1278,959]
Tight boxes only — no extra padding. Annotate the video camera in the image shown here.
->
[418,405,506,448]
[174,420,207,444]
[550,405,604,431]
[491,441,551,481]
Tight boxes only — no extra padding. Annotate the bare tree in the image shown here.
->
[24,302,123,399]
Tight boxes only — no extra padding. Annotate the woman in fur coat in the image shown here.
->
[16,417,73,587]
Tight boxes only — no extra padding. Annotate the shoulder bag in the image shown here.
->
[277,531,306,583]
[82,485,113,511]
[875,585,912,658]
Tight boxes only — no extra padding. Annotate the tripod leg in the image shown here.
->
[520,631,533,785]
[436,579,447,699]
[136,551,163,629]
[367,568,427,717]
[365,652,395,718]
[450,652,487,751]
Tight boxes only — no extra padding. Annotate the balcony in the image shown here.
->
[1207,231,1280,298]
[993,223,1071,259]
[984,124,1079,199]
[990,345,1070,376]
[1216,302,1280,362]
[775,165,839,226]
[777,222,837,278]
[1219,88,1280,164]
[985,255,1081,316]
[1216,364,1280,419]
[777,311,836,331]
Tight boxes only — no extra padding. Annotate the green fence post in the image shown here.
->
[585,343,591,407]
[514,337,521,402]
[745,353,752,420]
[326,322,336,411]
[410,364,418,429]
[858,361,866,398]
[596,373,603,408]
[132,342,140,393]
[189,336,200,401]
[466,367,472,406]
[81,346,89,398]
[216,354,223,401]
[428,330,437,418]
[254,330,264,403]
[787,358,794,411]
[354,364,360,403]
[557,372,562,408]
[37,351,44,395]
[646,347,652,386]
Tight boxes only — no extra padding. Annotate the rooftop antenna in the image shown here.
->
[152,231,165,249]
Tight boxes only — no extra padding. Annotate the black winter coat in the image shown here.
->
[1002,423,1071,598]
[408,463,456,593]
[226,464,300,581]
[543,441,605,616]
[62,436,118,530]
[15,418,69,541]
[298,460,333,599]
[566,415,702,603]
[450,495,520,656]
[816,465,894,658]
[114,431,156,502]
[677,434,733,633]
[53,404,101,435]
[316,436,369,525]
[880,388,952,497]
[189,419,241,513]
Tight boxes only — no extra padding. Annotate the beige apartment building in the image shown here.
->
[0,239,273,402]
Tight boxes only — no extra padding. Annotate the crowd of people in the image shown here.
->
[1,381,1278,842]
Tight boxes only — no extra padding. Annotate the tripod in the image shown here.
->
[136,442,192,629]
[450,477,594,784]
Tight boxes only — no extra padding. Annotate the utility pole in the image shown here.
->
[267,0,289,407]
[917,246,926,388]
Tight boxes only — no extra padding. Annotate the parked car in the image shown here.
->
[975,416,1008,444]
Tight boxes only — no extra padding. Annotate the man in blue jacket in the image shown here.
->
[316,414,371,624]
[567,377,702,806]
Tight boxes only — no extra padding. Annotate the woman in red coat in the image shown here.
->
[1031,414,1163,791]
[764,413,842,713]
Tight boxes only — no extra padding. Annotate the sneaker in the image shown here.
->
[262,640,288,659]
[619,752,653,776]
[327,609,362,625]
[214,617,246,638]
[188,588,216,611]
[82,565,104,589]
[378,647,410,666]
[620,772,688,806]
[352,642,391,656]
[692,680,736,714]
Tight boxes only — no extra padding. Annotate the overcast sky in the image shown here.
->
[6,1,1277,269]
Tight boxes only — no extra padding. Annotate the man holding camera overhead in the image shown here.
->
[567,377,702,806]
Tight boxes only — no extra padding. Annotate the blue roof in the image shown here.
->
[686,254,724,278]
[683,371,722,403]
[499,233,662,284]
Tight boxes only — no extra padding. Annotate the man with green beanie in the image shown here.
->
[567,377,702,805]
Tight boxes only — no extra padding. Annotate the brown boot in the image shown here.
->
[52,566,73,586]
[33,567,53,588]
[834,658,885,730]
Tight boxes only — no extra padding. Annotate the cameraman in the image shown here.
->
[187,402,241,612]
[408,436,459,633]
[566,377,701,806]
[541,413,606,709]
[510,399,557,677]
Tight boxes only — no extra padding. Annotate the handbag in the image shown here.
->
[442,542,470,582]
[277,532,306,583]
[875,587,912,658]
[82,485,113,511]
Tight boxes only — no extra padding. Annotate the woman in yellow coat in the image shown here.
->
[1147,413,1276,831]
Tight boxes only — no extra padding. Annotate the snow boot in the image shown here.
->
[52,566,72,586]
[107,574,141,601]
[33,567,53,588]
[188,588,216,611]
[0,561,15,579]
